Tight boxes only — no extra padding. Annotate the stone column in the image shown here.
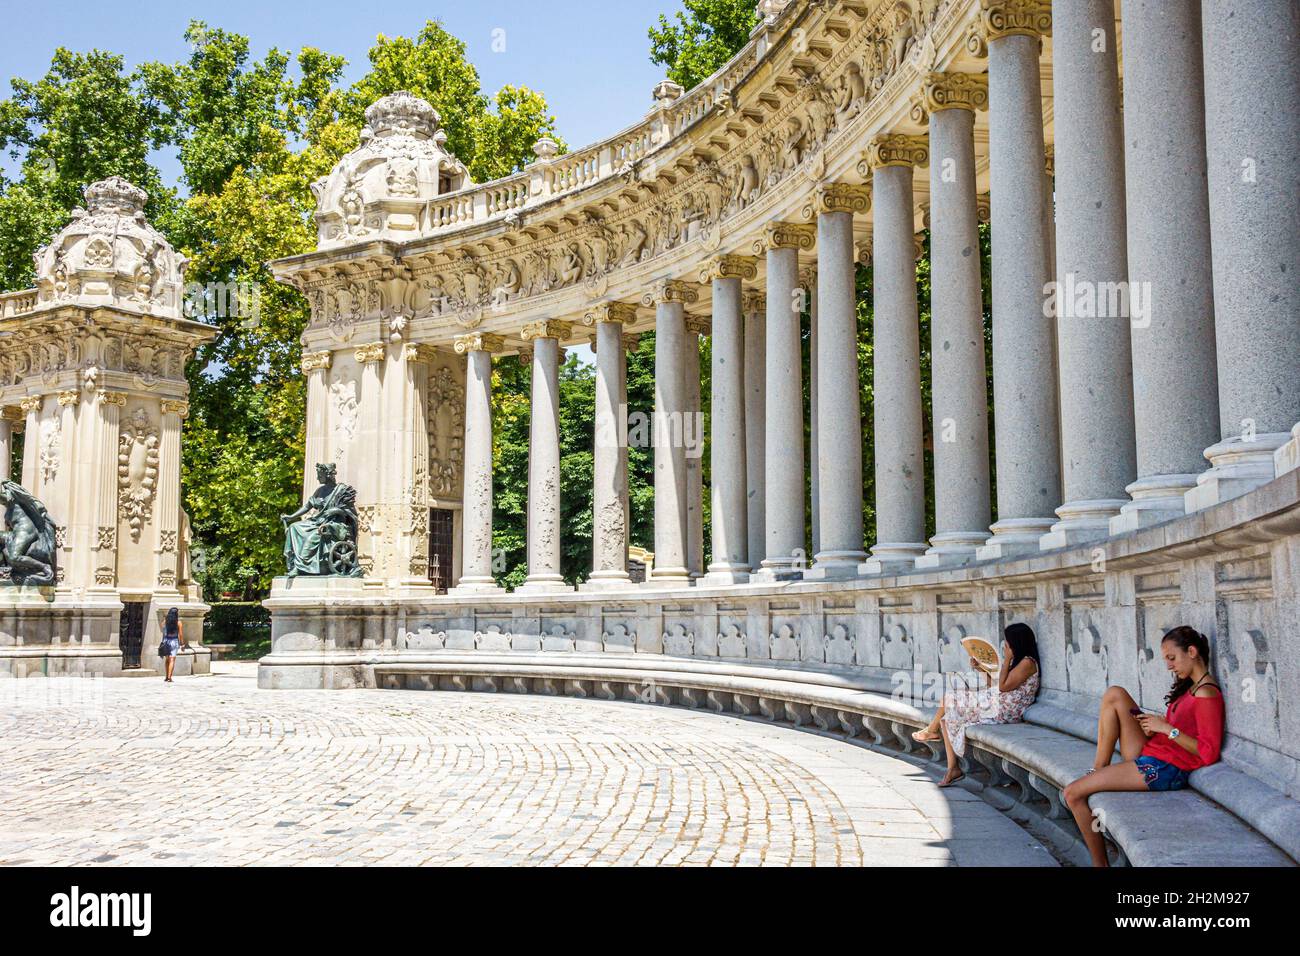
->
[154,400,186,596]
[754,222,815,580]
[353,341,386,580]
[806,184,869,578]
[684,316,708,579]
[92,392,125,592]
[742,290,766,572]
[860,136,929,574]
[1185,0,1300,510]
[701,256,755,584]
[804,266,820,561]
[645,279,698,586]
[1109,0,1220,532]
[0,412,12,481]
[973,3,1063,561]
[300,350,332,502]
[450,332,505,594]
[518,320,573,593]
[582,302,636,590]
[917,74,993,567]
[1040,0,1136,549]
[19,396,40,492]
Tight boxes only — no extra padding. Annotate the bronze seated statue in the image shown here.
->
[280,462,364,578]
[0,480,57,587]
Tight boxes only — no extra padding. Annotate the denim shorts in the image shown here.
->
[1136,755,1190,792]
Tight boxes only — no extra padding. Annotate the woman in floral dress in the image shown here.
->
[912,623,1041,787]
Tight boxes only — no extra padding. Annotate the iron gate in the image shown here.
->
[119,602,146,669]
[428,508,455,593]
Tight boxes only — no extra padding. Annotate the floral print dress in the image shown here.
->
[941,669,1039,757]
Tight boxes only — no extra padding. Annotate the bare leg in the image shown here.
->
[166,656,175,681]
[1062,760,1148,866]
[913,704,944,741]
[1094,686,1148,770]
[937,718,964,786]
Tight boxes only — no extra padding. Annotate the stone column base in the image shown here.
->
[1185,434,1291,514]
[516,577,575,595]
[805,550,867,580]
[974,518,1056,561]
[448,579,506,596]
[1039,499,1128,551]
[700,563,751,586]
[271,575,367,598]
[859,542,927,575]
[1109,473,1201,534]
[915,531,992,569]
[579,573,634,592]
[751,560,805,583]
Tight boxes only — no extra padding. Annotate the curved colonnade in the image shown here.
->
[260,0,1300,865]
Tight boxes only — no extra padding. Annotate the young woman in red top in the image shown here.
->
[1061,626,1225,867]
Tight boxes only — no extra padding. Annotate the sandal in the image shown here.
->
[938,769,965,788]
[911,729,941,742]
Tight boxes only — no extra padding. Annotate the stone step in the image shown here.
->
[118,668,159,678]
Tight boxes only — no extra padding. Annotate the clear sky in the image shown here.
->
[0,0,686,179]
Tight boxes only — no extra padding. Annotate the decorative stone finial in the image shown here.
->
[83,176,148,217]
[652,80,684,108]
[363,91,442,139]
[533,136,561,161]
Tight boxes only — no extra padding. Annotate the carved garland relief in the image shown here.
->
[117,407,160,541]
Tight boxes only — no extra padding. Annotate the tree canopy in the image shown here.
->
[648,0,759,91]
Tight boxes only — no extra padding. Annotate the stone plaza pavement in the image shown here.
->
[0,663,1056,866]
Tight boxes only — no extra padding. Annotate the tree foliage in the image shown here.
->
[648,0,759,91]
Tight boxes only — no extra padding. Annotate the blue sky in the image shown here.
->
[0,0,686,181]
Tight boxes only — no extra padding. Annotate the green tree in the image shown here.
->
[648,0,759,91]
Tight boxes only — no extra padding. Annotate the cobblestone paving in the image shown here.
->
[0,663,1056,866]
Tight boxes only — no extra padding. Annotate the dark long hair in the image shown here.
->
[165,607,179,631]
[1163,626,1212,705]
[1004,622,1039,674]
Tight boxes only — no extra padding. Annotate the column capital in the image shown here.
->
[403,343,441,364]
[741,290,766,313]
[978,0,1051,42]
[301,349,332,373]
[355,342,387,364]
[520,319,573,341]
[799,266,818,289]
[752,221,816,256]
[861,134,929,172]
[161,400,189,419]
[100,391,128,408]
[19,397,42,413]
[642,278,699,307]
[453,332,505,354]
[582,301,639,326]
[57,390,79,407]
[914,233,927,261]
[685,316,712,337]
[922,72,989,113]
[699,254,758,283]
[623,331,642,353]
[977,192,992,224]
[1044,143,1054,178]
[804,182,870,218]
[517,347,533,366]
[856,237,873,266]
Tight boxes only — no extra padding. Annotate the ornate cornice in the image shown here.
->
[161,400,189,418]
[862,134,930,171]
[699,255,758,284]
[520,319,573,341]
[582,302,639,326]
[978,0,1052,42]
[453,332,505,354]
[922,72,989,114]
[642,279,699,307]
[752,221,816,255]
[355,342,387,364]
[301,349,333,373]
[804,182,871,219]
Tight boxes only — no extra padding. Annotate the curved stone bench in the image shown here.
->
[353,654,1296,867]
